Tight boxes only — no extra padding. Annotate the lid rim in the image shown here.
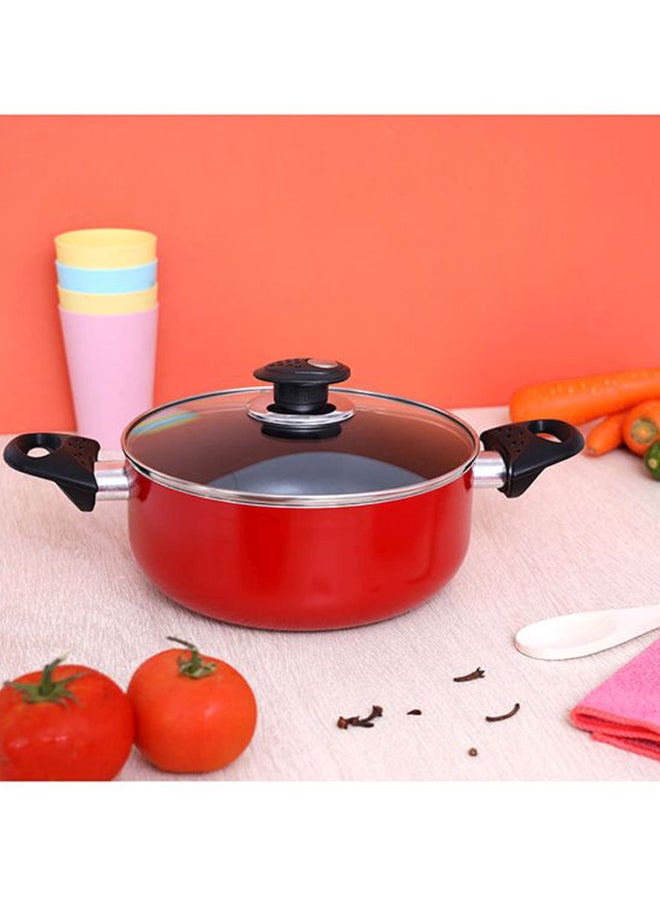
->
[121,386,481,508]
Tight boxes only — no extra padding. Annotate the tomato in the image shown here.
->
[127,638,257,774]
[0,657,135,781]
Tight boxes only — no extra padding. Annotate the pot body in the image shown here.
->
[127,467,474,630]
[4,362,585,630]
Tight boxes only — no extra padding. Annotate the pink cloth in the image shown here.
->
[570,637,660,761]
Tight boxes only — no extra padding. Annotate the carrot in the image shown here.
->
[622,400,660,456]
[585,412,626,456]
[509,367,660,425]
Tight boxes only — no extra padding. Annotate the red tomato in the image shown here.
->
[127,639,257,774]
[0,658,135,781]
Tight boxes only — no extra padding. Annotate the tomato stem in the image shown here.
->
[4,656,86,705]
[166,637,217,679]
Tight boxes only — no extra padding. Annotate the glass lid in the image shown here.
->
[123,358,478,507]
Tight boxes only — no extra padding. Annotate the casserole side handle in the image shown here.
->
[480,419,584,498]
[3,433,100,511]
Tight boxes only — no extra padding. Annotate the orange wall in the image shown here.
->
[1,115,659,432]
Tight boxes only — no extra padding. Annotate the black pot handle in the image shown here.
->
[480,419,584,498]
[3,433,100,511]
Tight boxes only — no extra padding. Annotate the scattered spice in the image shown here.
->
[406,709,422,716]
[337,705,383,730]
[485,702,520,722]
[468,747,478,757]
[453,667,485,683]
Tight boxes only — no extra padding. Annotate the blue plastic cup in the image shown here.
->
[56,259,157,294]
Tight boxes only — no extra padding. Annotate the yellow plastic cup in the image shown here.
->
[55,229,157,269]
[58,285,158,314]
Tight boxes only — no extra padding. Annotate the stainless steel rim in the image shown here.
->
[120,386,481,508]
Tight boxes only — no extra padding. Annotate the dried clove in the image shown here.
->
[485,702,521,722]
[453,667,485,683]
[337,705,383,729]
[406,709,422,716]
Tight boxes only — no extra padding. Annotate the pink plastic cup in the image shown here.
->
[58,305,159,450]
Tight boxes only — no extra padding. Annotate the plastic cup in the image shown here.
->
[58,285,158,315]
[55,229,157,269]
[56,259,157,293]
[58,305,159,449]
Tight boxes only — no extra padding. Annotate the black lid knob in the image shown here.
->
[254,358,350,386]
[254,358,350,415]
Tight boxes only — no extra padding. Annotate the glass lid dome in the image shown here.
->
[123,358,478,507]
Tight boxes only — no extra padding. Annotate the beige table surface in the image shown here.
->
[1,408,659,781]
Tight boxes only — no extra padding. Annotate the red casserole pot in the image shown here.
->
[4,358,583,630]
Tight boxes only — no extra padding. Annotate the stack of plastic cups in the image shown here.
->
[55,229,158,450]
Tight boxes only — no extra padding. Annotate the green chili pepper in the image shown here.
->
[644,439,660,480]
